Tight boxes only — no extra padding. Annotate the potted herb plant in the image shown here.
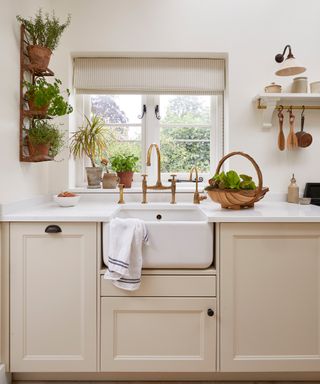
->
[24,77,73,117]
[16,9,71,71]
[110,153,139,188]
[27,120,65,160]
[70,114,110,189]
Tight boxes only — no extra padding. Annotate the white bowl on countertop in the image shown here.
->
[53,194,81,207]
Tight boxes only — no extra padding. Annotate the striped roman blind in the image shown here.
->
[73,57,225,95]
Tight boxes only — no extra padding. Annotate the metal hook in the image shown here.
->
[278,105,284,112]
[301,105,305,116]
[155,105,161,120]
[138,104,146,119]
[287,105,293,113]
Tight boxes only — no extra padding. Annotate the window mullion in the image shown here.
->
[145,95,160,184]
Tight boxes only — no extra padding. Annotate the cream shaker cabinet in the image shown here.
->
[100,274,217,372]
[10,222,97,372]
[220,223,320,372]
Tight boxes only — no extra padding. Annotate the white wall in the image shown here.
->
[5,0,320,196]
[0,0,52,204]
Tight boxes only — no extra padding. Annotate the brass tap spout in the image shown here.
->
[146,143,162,187]
[142,143,176,204]
[190,166,207,204]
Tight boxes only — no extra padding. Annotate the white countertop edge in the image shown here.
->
[3,201,320,222]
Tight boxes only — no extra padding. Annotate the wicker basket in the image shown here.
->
[206,151,269,210]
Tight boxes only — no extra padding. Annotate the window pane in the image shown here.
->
[91,95,141,124]
[160,95,210,124]
[90,95,142,171]
[160,95,211,173]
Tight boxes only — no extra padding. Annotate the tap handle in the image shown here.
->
[170,174,177,205]
[141,174,148,204]
[118,184,125,204]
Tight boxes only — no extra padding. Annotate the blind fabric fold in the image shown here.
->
[73,57,225,95]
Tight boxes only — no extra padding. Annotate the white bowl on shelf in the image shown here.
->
[53,194,81,207]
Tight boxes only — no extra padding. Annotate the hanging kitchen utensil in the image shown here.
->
[296,106,313,148]
[277,106,285,151]
[287,107,298,150]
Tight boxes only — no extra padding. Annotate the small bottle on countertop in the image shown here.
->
[287,174,299,204]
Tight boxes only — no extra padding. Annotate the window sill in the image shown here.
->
[70,182,206,194]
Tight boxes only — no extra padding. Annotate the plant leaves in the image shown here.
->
[226,170,240,189]
[240,174,252,181]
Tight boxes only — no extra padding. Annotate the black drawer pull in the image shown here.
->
[45,225,62,234]
[207,308,215,317]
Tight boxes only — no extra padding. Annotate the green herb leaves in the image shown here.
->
[17,9,71,52]
[206,170,256,191]
[110,154,139,172]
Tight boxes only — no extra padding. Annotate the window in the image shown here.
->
[72,57,225,187]
[72,93,223,186]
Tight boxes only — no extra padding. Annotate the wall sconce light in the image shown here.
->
[275,44,306,76]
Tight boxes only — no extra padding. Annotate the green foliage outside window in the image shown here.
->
[160,96,211,173]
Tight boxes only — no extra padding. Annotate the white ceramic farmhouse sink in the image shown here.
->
[104,204,213,269]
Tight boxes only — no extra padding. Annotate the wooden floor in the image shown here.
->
[13,381,320,383]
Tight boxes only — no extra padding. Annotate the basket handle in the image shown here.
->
[215,151,263,195]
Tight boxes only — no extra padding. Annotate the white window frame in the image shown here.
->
[71,93,224,188]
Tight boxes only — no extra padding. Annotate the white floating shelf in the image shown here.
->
[254,93,320,128]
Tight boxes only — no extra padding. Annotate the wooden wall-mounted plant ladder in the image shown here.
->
[19,24,55,162]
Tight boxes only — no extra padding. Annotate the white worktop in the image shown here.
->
[2,195,320,222]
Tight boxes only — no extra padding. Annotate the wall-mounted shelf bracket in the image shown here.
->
[255,93,320,129]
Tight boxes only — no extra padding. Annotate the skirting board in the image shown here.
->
[11,371,320,381]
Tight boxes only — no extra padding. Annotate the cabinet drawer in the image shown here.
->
[100,297,216,372]
[100,274,216,297]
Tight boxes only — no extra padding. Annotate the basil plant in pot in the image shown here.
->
[69,114,110,189]
[110,153,139,188]
[27,120,65,160]
[24,77,73,117]
[16,9,71,71]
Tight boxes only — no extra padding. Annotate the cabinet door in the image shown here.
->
[10,222,97,372]
[101,297,216,372]
[220,223,320,372]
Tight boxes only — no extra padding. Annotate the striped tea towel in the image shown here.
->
[103,218,148,291]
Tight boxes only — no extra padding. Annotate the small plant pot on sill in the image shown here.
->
[117,171,134,188]
[102,173,119,189]
[27,45,52,72]
[86,167,102,189]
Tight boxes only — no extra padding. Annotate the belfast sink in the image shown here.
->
[104,204,213,269]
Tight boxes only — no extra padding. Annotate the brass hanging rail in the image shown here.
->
[257,98,320,110]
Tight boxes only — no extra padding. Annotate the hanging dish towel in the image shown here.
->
[103,218,149,291]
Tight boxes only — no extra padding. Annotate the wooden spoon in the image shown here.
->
[287,109,298,150]
[277,108,285,151]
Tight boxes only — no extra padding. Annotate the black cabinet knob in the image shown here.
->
[45,225,62,234]
[207,308,215,317]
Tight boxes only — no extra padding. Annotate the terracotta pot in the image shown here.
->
[117,171,134,188]
[27,98,49,115]
[102,173,119,189]
[86,167,102,189]
[28,141,50,157]
[27,45,52,71]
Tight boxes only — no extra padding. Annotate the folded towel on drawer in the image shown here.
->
[103,218,149,291]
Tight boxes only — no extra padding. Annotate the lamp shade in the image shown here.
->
[275,57,306,76]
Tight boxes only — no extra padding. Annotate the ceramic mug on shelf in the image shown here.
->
[310,81,320,93]
[291,77,308,93]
